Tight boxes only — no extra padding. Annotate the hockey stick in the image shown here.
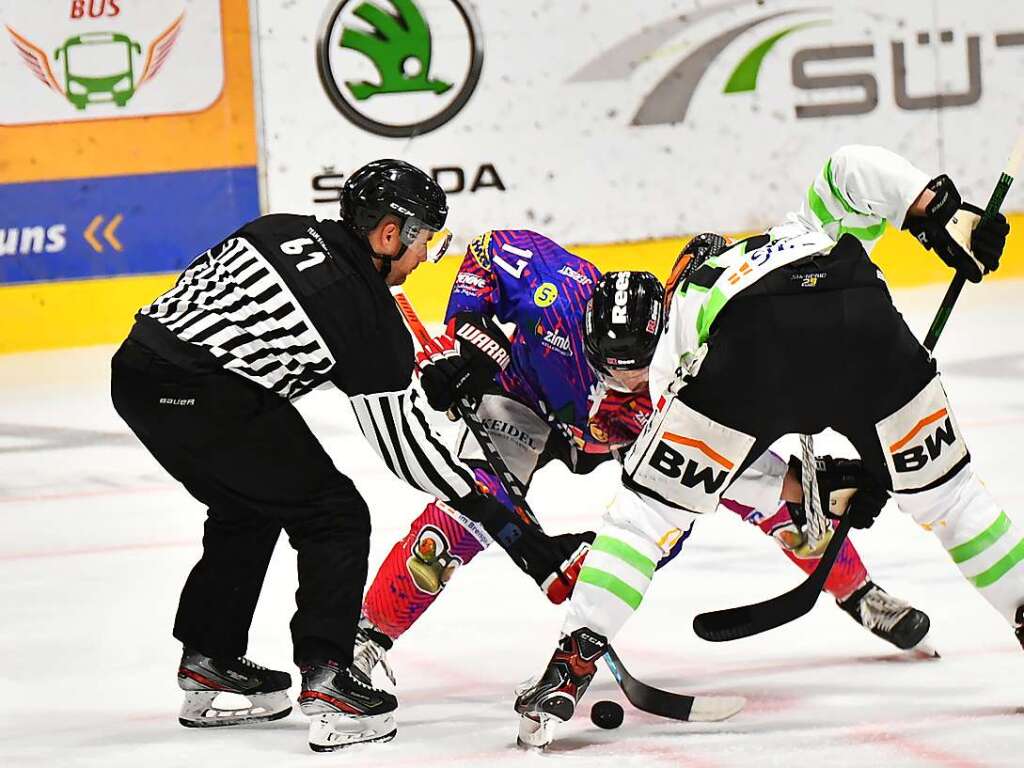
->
[693,152,1019,643]
[603,645,745,722]
[392,290,538,525]
[393,290,741,719]
[923,144,1020,349]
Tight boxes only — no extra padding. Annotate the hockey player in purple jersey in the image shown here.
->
[355,229,932,692]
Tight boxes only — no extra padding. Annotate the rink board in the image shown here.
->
[2,215,1022,354]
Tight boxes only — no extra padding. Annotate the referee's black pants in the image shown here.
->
[111,337,369,667]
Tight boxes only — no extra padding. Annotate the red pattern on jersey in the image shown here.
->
[587,388,651,448]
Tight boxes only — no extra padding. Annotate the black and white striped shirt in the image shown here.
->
[135,213,475,501]
[140,236,334,399]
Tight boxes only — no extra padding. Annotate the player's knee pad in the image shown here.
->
[622,393,756,516]
[456,393,551,487]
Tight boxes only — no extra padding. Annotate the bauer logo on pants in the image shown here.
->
[876,376,969,492]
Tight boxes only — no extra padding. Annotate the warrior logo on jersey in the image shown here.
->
[406,525,460,595]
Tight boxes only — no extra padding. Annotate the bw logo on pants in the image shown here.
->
[649,439,731,494]
[624,394,755,516]
[877,376,968,493]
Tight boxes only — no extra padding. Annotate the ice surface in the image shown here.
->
[2,280,1023,767]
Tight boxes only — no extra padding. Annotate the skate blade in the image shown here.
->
[179,690,292,728]
[517,714,556,750]
[905,634,941,660]
[687,695,746,722]
[308,711,397,751]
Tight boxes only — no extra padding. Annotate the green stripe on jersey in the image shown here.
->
[949,512,1012,564]
[807,184,837,227]
[591,536,656,579]
[837,221,886,242]
[824,158,870,216]
[697,286,728,343]
[578,567,644,609]
[970,537,1024,588]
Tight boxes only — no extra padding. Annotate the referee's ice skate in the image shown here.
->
[299,661,398,751]
[177,649,292,727]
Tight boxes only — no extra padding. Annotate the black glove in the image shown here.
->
[790,455,890,530]
[904,174,1010,283]
[416,312,512,412]
[666,231,729,304]
[448,492,595,602]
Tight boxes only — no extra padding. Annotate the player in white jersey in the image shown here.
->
[512,145,1014,742]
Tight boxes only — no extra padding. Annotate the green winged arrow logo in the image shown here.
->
[340,0,452,100]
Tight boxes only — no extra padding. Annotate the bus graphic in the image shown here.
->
[6,13,185,113]
[54,32,142,109]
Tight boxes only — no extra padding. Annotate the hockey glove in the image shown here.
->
[417,312,512,413]
[449,491,595,603]
[905,175,1009,283]
[790,455,890,530]
[665,232,729,314]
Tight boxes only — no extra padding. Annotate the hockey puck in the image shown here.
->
[590,700,624,729]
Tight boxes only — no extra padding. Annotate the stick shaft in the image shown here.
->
[392,289,539,524]
[922,163,1016,352]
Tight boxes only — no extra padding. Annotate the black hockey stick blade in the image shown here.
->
[692,515,854,642]
[602,645,745,722]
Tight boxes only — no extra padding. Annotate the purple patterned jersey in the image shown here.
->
[446,230,602,441]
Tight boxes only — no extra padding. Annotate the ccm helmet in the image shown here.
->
[341,159,450,274]
[584,271,665,376]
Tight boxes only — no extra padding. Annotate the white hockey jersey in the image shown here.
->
[650,145,930,403]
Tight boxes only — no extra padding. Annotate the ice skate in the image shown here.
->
[351,617,396,687]
[177,648,292,727]
[514,627,607,749]
[839,581,938,657]
[299,661,397,752]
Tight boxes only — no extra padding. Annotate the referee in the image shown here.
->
[110,160,584,749]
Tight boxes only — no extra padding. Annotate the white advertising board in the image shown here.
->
[256,0,1024,245]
